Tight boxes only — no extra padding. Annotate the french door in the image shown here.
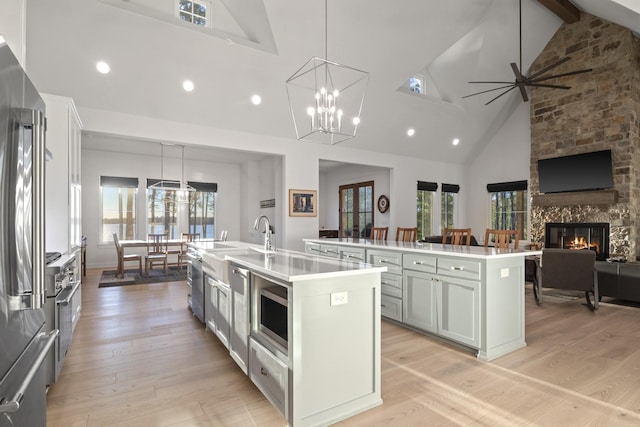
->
[339,181,374,238]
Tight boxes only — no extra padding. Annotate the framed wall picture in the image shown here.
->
[288,189,317,217]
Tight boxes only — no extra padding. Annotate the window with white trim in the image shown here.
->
[441,183,459,231]
[417,181,437,238]
[488,181,528,240]
[177,0,210,27]
[101,176,138,242]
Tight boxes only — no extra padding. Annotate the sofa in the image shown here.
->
[420,235,480,246]
[596,261,640,303]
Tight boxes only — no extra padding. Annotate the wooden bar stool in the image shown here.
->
[442,228,472,246]
[370,227,389,240]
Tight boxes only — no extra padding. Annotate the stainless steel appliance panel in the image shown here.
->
[0,41,50,426]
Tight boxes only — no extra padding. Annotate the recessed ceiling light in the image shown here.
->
[407,128,415,137]
[251,95,262,105]
[96,61,110,74]
[452,138,460,146]
[183,80,194,92]
[352,117,361,125]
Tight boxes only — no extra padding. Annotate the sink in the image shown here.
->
[202,248,258,283]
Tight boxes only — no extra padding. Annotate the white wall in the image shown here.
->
[466,101,531,244]
[0,0,26,67]
[78,106,467,252]
[83,138,250,268]
[319,163,391,233]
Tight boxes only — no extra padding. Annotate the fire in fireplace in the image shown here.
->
[544,222,610,261]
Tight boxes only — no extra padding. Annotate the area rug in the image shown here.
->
[98,266,187,288]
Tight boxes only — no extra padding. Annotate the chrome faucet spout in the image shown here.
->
[254,215,274,252]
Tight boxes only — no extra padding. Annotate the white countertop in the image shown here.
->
[226,249,386,282]
[304,238,542,259]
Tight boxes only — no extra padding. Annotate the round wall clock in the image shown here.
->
[377,195,389,213]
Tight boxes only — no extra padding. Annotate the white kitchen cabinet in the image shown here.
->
[229,264,249,374]
[304,241,339,258]
[437,275,480,348]
[305,238,533,361]
[403,270,438,333]
[43,93,82,254]
[214,281,231,350]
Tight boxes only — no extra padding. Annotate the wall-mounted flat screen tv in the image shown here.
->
[537,150,614,193]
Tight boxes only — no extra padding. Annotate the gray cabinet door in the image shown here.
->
[205,275,216,332]
[437,276,480,348]
[229,266,250,374]
[214,283,231,350]
[403,270,437,333]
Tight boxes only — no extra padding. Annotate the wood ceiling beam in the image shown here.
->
[537,0,581,24]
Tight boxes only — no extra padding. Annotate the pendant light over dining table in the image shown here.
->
[148,143,195,203]
[286,0,368,145]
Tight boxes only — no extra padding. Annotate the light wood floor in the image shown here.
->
[47,269,640,426]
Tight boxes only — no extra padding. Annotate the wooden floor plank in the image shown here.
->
[47,270,640,426]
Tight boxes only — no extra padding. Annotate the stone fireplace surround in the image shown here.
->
[529,13,640,261]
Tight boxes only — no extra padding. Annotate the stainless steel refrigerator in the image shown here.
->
[0,39,57,426]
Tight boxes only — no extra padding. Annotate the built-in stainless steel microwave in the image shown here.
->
[258,285,288,350]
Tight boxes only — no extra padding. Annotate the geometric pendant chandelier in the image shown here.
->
[285,0,368,145]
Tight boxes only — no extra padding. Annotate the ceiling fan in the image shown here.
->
[463,0,592,105]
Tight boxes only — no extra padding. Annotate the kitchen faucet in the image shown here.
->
[253,215,274,253]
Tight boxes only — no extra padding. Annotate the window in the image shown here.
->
[417,181,437,238]
[441,183,459,231]
[188,181,218,239]
[101,176,138,242]
[147,180,179,238]
[339,181,374,238]
[409,75,424,94]
[147,179,218,240]
[177,0,209,27]
[487,181,528,240]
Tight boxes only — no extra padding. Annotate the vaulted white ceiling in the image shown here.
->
[24,0,640,165]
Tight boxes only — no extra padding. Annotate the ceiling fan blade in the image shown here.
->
[526,82,571,90]
[530,68,593,83]
[485,86,517,105]
[518,84,528,102]
[462,84,515,99]
[510,63,525,81]
[468,81,515,84]
[528,56,572,80]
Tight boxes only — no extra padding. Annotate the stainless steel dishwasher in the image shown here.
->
[187,249,204,323]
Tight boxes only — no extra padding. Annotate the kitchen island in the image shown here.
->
[189,242,385,427]
[304,238,542,361]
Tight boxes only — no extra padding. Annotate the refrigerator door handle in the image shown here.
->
[0,330,58,414]
[11,108,47,310]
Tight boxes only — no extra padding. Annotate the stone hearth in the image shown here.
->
[529,13,640,261]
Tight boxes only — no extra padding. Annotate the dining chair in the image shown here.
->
[396,227,418,242]
[218,230,228,241]
[485,229,519,250]
[145,233,169,276]
[442,228,472,246]
[369,227,389,240]
[178,232,200,271]
[112,233,142,278]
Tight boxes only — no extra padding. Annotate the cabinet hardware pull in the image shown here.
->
[260,367,268,376]
[379,259,393,264]
[310,247,320,252]
[451,266,464,271]
[413,261,424,265]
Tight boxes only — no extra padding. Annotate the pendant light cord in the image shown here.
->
[324,0,328,61]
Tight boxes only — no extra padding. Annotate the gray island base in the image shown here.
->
[304,238,542,362]
[194,242,385,426]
